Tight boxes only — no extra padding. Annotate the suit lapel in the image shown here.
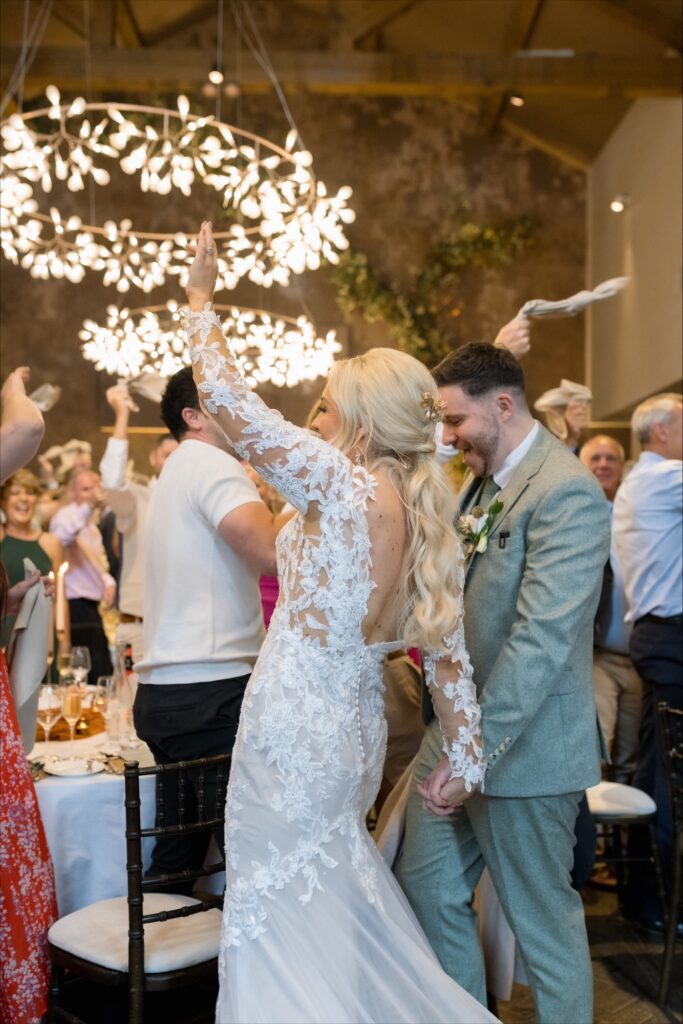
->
[464,426,554,576]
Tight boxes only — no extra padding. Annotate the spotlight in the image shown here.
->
[610,194,629,213]
[208,66,224,85]
[509,94,525,107]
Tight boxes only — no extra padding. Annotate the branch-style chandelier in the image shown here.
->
[80,301,342,388]
[1,87,355,292]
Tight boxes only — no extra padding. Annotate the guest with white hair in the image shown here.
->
[613,392,683,931]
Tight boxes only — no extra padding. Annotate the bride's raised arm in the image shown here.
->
[182,222,355,515]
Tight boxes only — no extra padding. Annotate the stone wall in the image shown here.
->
[0,91,585,475]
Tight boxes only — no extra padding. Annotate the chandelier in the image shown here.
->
[80,301,342,388]
[1,87,355,292]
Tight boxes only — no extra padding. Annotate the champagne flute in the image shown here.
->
[70,646,92,690]
[57,650,72,684]
[94,676,119,752]
[60,682,83,761]
[37,684,62,744]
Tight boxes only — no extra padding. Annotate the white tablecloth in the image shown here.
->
[33,735,157,916]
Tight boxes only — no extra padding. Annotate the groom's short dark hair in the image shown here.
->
[432,342,526,398]
[160,366,200,441]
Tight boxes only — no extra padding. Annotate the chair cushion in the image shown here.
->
[586,780,657,817]
[48,893,222,973]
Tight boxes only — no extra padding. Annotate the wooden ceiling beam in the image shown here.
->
[590,0,682,53]
[480,0,545,131]
[335,0,422,49]
[89,0,116,48]
[141,2,216,47]
[116,0,145,49]
[3,47,679,96]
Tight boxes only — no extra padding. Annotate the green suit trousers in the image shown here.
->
[397,720,593,1024]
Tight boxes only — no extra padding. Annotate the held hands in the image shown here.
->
[186,221,218,310]
[417,756,477,816]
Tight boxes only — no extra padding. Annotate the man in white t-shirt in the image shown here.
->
[133,366,278,889]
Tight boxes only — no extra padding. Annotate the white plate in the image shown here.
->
[43,758,106,777]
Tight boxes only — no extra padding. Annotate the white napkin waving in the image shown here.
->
[29,383,62,412]
[7,558,51,754]
[124,371,167,405]
[534,379,593,411]
[518,277,628,320]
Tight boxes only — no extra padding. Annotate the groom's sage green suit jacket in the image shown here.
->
[427,424,611,797]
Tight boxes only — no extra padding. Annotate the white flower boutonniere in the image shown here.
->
[456,499,504,561]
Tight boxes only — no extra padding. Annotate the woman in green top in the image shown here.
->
[1,469,62,671]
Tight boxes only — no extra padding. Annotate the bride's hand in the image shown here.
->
[186,221,218,309]
[417,757,456,816]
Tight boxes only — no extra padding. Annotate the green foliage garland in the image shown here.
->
[329,215,536,366]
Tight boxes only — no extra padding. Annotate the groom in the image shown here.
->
[398,343,610,1023]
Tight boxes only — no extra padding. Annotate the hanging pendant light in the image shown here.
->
[1,88,355,293]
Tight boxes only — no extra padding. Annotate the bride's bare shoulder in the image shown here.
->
[366,469,406,530]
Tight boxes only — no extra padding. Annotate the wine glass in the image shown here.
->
[70,646,92,690]
[60,681,83,761]
[94,676,120,752]
[37,684,62,744]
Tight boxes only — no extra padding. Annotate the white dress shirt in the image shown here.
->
[100,437,154,619]
[613,451,683,621]
[493,421,540,490]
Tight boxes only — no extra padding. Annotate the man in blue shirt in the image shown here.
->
[613,392,683,930]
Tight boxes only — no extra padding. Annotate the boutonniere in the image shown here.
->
[456,500,504,561]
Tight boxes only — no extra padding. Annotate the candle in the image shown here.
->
[56,561,68,635]
[47,571,55,659]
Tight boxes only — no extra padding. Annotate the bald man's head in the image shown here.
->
[579,434,625,501]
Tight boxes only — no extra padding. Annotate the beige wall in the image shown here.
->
[586,98,683,421]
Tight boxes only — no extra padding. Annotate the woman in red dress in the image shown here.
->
[0,557,58,1021]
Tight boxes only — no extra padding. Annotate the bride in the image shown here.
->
[183,222,496,1024]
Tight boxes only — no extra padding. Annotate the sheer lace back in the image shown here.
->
[184,303,486,787]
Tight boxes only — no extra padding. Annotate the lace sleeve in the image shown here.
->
[182,303,360,515]
[424,614,486,793]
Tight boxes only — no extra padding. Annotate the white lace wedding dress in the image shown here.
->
[184,306,496,1024]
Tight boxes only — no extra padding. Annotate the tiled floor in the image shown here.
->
[54,888,681,1023]
[500,888,682,1024]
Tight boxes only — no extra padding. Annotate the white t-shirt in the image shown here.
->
[136,439,266,684]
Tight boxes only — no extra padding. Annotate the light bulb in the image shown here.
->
[509,94,525,107]
[610,194,629,213]
[208,67,224,85]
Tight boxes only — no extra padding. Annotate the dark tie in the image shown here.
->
[474,475,499,511]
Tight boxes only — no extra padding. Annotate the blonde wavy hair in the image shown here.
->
[326,348,462,654]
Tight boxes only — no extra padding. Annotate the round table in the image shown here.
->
[32,734,157,916]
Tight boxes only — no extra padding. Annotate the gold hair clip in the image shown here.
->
[420,391,446,422]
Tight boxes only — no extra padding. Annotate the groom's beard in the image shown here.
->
[462,417,500,478]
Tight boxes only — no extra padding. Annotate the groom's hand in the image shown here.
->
[417,757,478,816]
